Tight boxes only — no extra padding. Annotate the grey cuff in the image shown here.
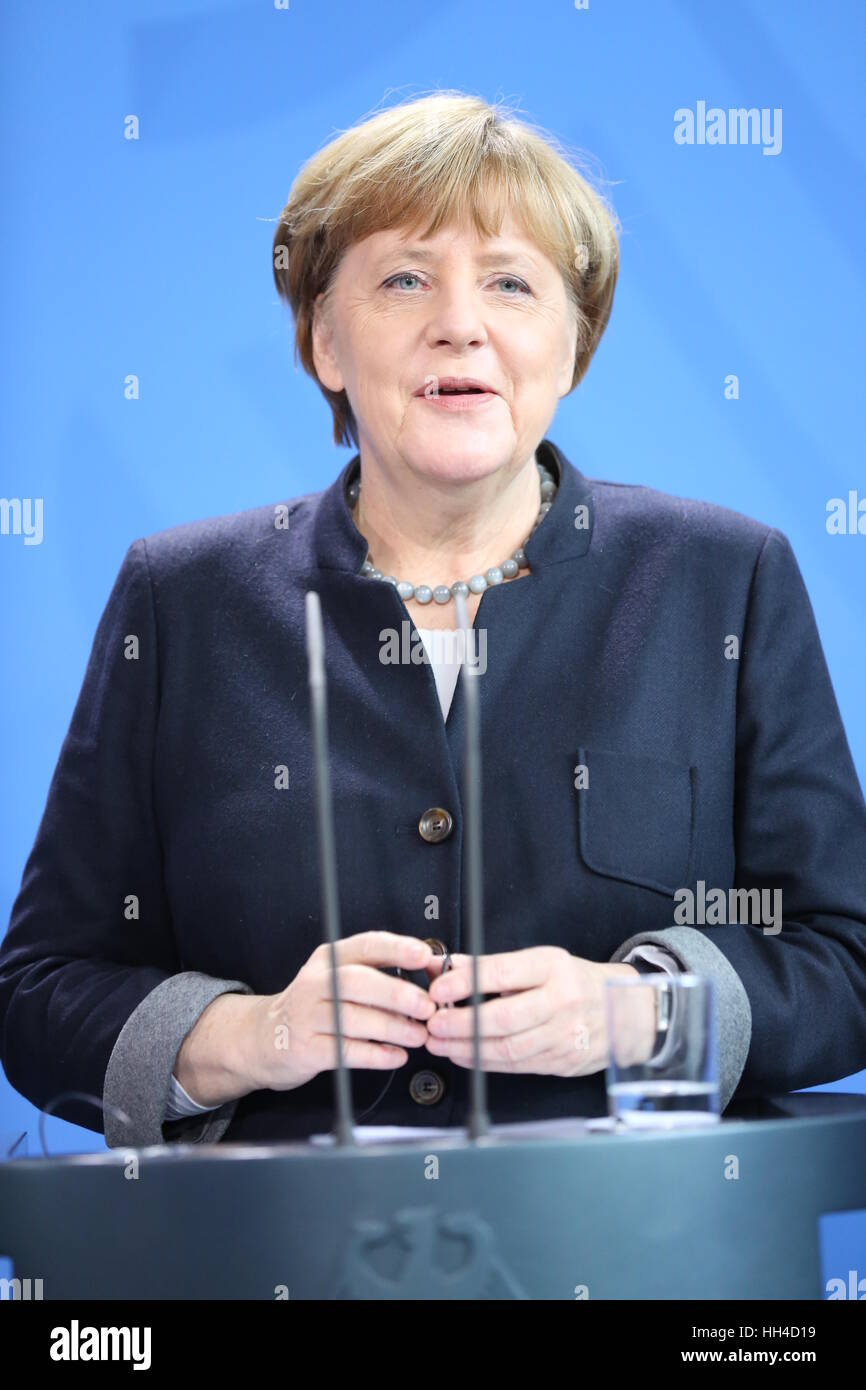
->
[102,971,254,1148]
[610,927,752,1112]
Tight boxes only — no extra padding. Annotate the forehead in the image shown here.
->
[353,213,549,271]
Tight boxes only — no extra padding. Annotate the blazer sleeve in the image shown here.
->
[0,539,251,1147]
[613,527,866,1103]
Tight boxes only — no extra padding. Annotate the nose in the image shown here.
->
[423,279,489,352]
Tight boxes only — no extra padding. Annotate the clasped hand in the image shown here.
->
[240,931,655,1098]
[424,943,647,1076]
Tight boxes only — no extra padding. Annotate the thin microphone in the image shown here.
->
[305,590,355,1147]
[453,590,490,1140]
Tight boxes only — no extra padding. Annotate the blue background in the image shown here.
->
[1,0,864,1166]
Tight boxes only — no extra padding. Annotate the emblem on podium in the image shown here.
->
[334,1207,527,1300]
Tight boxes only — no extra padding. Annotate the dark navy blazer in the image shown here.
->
[2,437,866,1144]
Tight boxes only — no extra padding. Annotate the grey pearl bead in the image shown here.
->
[347,483,360,503]
[396,581,415,600]
[540,479,556,501]
[381,575,397,586]
[485,567,503,586]
[468,574,488,594]
[501,558,519,578]
[451,580,469,597]
[433,585,452,604]
[370,569,383,580]
[361,560,375,574]
[415,585,433,604]
[513,548,528,568]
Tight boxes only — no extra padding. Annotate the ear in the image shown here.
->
[556,312,579,398]
[311,291,345,393]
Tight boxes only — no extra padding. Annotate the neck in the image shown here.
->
[351,448,543,585]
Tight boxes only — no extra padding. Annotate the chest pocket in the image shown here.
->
[576,746,696,897]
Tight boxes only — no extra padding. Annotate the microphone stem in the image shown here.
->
[458,594,490,1140]
[306,592,355,1147]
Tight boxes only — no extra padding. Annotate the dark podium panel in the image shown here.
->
[1,1093,864,1299]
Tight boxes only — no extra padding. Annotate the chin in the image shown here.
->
[401,417,516,481]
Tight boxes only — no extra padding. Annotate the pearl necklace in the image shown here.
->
[347,460,558,606]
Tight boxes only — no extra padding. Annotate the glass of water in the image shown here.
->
[605,973,720,1129]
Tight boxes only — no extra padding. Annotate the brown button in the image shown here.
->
[418,807,453,843]
[409,1069,446,1106]
[424,938,447,955]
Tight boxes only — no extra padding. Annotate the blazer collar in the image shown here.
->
[311,436,594,573]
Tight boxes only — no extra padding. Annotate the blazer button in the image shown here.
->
[418,807,453,843]
[409,1069,446,1105]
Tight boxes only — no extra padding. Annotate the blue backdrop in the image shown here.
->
[1,0,864,1164]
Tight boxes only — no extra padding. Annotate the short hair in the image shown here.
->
[272,91,621,448]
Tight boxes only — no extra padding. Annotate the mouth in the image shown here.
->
[412,376,498,398]
[412,376,500,411]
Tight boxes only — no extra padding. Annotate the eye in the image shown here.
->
[494,276,530,295]
[382,272,532,295]
[383,273,425,291]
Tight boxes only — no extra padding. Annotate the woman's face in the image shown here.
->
[312,211,578,485]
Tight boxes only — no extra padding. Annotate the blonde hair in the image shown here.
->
[272,91,620,447]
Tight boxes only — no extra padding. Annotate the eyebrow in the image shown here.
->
[373,245,541,273]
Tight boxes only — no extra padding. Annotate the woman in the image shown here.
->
[2,94,865,1148]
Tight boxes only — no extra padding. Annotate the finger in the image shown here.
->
[321,932,434,971]
[315,1000,429,1049]
[428,949,553,1004]
[427,1021,554,1063]
[423,955,450,984]
[313,1035,410,1070]
[425,1024,556,1069]
[329,963,436,1021]
[426,988,551,1040]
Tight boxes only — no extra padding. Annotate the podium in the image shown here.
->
[1,1092,864,1299]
